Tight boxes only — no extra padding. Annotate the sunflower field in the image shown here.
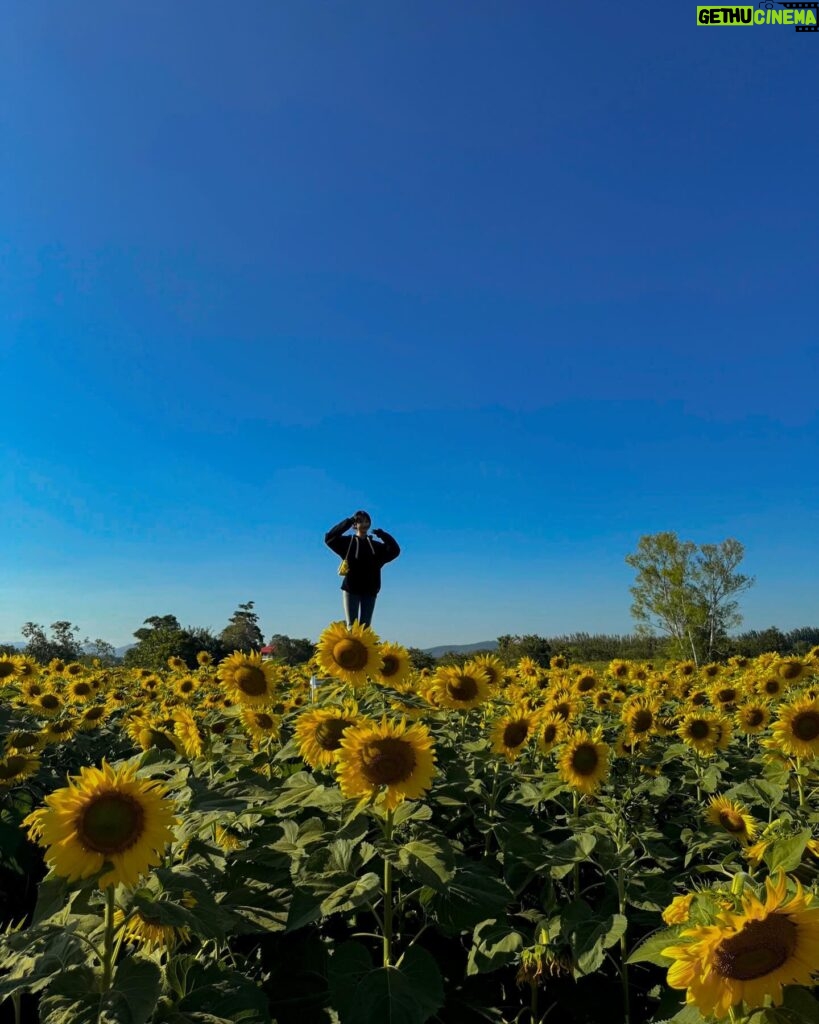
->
[2,632,819,1024]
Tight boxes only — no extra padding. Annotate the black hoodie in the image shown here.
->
[324,517,401,595]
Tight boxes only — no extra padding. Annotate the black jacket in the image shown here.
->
[325,517,401,595]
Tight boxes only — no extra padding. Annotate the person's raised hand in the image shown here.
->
[372,528,385,538]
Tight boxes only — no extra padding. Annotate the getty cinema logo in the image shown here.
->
[697,2,818,29]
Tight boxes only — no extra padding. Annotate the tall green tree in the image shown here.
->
[220,601,264,653]
[625,532,754,665]
[496,634,552,667]
[21,621,85,663]
[265,634,315,666]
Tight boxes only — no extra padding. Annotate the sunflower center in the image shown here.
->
[254,712,275,730]
[717,689,736,704]
[0,662,15,679]
[180,681,194,693]
[85,708,105,720]
[713,915,797,980]
[73,682,92,696]
[553,702,571,720]
[792,711,819,741]
[576,677,595,692]
[688,720,710,740]
[571,743,599,776]
[11,732,39,749]
[234,666,268,696]
[691,692,707,706]
[542,724,558,744]
[333,639,369,671]
[780,662,803,680]
[381,655,400,678]
[718,810,746,834]
[503,722,529,748]
[78,793,146,854]
[359,738,416,786]
[745,709,765,727]
[314,718,353,751]
[631,709,654,734]
[764,679,781,695]
[446,676,478,701]
[40,694,60,710]
[0,756,28,780]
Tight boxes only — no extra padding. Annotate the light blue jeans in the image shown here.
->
[343,592,377,628]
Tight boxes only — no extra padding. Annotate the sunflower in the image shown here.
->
[621,696,659,739]
[557,730,610,796]
[516,656,541,681]
[336,717,436,811]
[678,713,719,755]
[710,682,740,711]
[705,796,758,844]
[215,824,244,851]
[114,907,190,953]
[772,696,819,759]
[167,655,187,672]
[173,709,204,758]
[432,665,491,711]
[777,659,809,683]
[736,702,770,735]
[373,643,412,688]
[42,717,78,744]
[0,752,40,787]
[471,653,505,688]
[13,655,39,680]
[593,690,613,711]
[315,621,382,687]
[196,650,214,667]
[294,704,361,768]
[126,716,183,755]
[0,655,19,681]
[662,893,695,926]
[78,704,107,732]
[608,659,630,680]
[23,760,178,888]
[172,675,198,700]
[550,655,568,670]
[48,659,66,674]
[490,707,539,762]
[3,729,45,754]
[217,651,278,706]
[545,689,577,724]
[30,691,64,719]
[662,873,819,1019]
[573,671,598,695]
[241,708,280,747]
[18,677,46,702]
[67,678,95,703]
[538,713,568,754]
[758,675,786,701]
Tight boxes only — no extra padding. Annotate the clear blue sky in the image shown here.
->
[2,2,817,649]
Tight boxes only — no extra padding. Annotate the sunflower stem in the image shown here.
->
[11,993,21,1024]
[571,790,581,901]
[529,976,538,1023]
[101,885,117,993]
[795,757,806,810]
[617,865,631,1024]
[382,809,395,968]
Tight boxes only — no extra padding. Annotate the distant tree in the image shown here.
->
[496,634,552,667]
[266,634,315,666]
[124,615,219,670]
[220,601,264,653]
[625,533,753,666]
[82,638,119,666]
[21,621,86,663]
[407,647,437,671]
[0,644,19,657]
[726,626,789,659]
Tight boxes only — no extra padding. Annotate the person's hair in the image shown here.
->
[354,510,371,524]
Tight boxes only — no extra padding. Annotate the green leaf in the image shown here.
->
[99,957,161,1024]
[545,832,596,879]
[329,943,443,1024]
[626,927,677,966]
[38,966,99,1024]
[425,861,512,935]
[0,925,87,1000]
[565,909,628,976]
[765,829,812,873]
[397,839,454,890]
[466,919,524,976]
[163,959,271,1024]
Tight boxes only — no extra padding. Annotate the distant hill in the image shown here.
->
[422,640,498,658]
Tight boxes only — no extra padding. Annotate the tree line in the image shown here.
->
[5,532,815,670]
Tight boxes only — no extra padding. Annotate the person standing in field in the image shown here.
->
[324,511,400,628]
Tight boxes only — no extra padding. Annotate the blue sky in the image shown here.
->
[2,2,817,649]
